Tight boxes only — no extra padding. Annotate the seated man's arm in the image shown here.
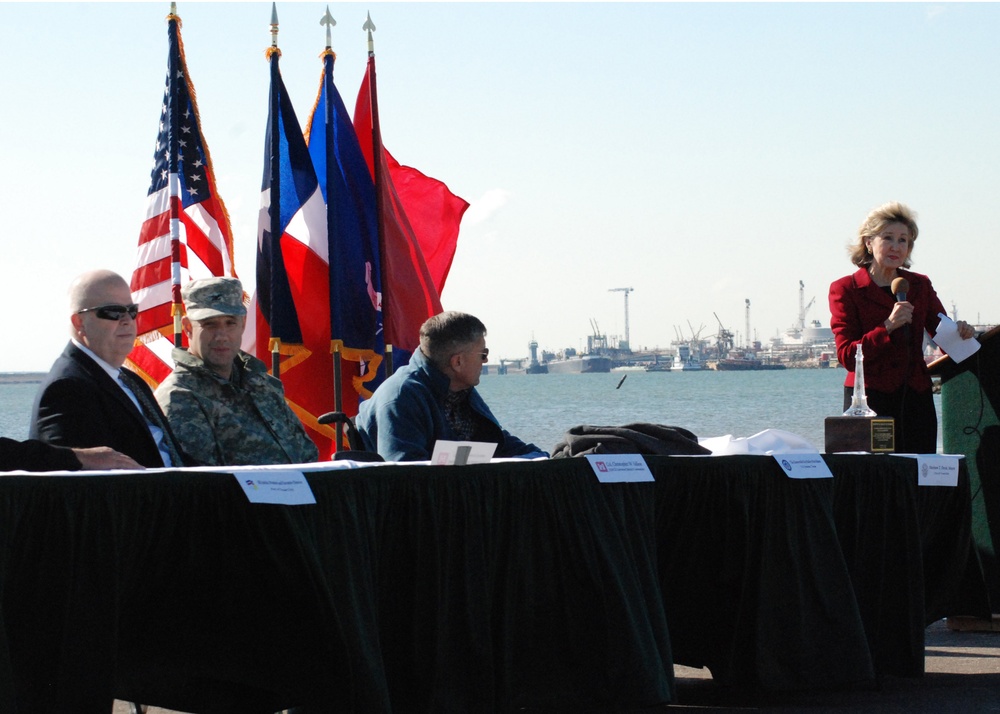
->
[72,447,144,471]
[373,394,438,462]
[498,430,549,459]
[0,436,82,472]
[156,387,223,466]
[0,439,145,472]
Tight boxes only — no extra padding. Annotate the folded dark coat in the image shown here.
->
[551,423,711,458]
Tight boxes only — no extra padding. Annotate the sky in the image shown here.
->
[1,1,998,372]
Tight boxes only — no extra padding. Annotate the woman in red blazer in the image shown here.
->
[828,202,975,453]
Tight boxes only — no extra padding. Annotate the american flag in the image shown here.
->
[126,11,236,386]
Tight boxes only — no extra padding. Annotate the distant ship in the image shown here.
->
[671,343,703,371]
[712,302,784,371]
[542,324,612,374]
[715,352,787,371]
[545,352,613,374]
[525,339,548,374]
[645,354,673,372]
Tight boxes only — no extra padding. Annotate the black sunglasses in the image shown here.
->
[77,303,139,321]
[451,348,490,363]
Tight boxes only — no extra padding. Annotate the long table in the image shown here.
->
[0,455,988,712]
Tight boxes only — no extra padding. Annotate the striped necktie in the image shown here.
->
[119,369,184,467]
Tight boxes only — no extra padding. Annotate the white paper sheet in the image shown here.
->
[699,429,820,455]
[933,313,980,364]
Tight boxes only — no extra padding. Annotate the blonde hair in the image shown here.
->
[849,201,918,268]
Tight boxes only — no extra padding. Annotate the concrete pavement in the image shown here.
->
[665,619,1000,713]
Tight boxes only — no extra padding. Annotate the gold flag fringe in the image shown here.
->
[267,340,312,375]
[286,399,336,440]
[303,50,336,147]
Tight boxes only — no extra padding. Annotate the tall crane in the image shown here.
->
[745,299,752,350]
[609,287,634,350]
[713,312,734,357]
[798,280,815,331]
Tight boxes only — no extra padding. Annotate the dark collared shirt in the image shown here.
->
[443,389,476,440]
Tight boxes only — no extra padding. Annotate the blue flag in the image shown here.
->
[305,50,385,396]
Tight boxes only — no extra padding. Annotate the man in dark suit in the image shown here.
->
[31,269,189,468]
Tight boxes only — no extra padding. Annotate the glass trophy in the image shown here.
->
[843,343,877,417]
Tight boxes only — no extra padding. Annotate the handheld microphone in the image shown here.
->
[890,277,910,339]
[890,277,909,303]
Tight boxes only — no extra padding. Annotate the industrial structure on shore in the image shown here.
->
[490,281,994,375]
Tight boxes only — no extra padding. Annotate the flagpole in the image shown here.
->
[167,3,184,347]
[267,3,282,379]
[321,7,345,434]
[364,13,394,377]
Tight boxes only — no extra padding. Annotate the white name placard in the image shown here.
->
[916,455,960,487]
[235,470,316,505]
[431,440,497,465]
[890,454,962,487]
[585,454,655,483]
[772,453,834,479]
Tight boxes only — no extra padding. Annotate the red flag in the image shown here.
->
[384,157,468,293]
[127,11,236,386]
[353,55,469,355]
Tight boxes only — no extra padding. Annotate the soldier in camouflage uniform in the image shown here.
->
[154,277,319,466]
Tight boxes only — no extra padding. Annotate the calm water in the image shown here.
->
[0,382,40,442]
[477,368,944,454]
[1,369,942,454]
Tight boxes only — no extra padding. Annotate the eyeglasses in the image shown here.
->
[77,303,139,321]
[452,348,490,363]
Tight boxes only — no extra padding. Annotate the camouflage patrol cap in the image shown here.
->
[182,277,247,321]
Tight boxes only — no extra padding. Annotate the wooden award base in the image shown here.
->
[824,416,896,453]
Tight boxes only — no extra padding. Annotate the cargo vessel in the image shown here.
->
[542,323,612,374]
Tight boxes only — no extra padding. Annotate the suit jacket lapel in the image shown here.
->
[65,343,145,423]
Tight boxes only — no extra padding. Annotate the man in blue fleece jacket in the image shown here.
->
[357,311,548,462]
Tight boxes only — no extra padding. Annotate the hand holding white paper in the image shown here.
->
[934,313,980,364]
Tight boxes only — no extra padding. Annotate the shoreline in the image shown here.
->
[0,373,45,385]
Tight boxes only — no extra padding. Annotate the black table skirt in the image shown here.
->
[0,455,987,712]
[652,455,875,689]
